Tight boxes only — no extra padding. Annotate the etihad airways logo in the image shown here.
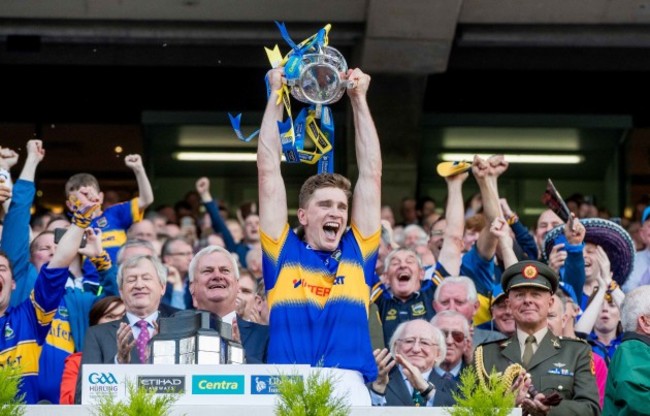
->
[138,376,185,394]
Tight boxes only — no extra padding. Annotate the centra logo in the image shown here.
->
[88,372,118,385]
[192,375,244,395]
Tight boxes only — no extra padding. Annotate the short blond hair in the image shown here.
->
[298,173,351,208]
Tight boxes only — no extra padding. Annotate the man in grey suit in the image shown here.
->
[75,254,178,403]
[81,255,178,365]
[369,319,455,407]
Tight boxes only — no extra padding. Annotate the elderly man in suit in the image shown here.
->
[430,310,471,387]
[188,245,268,363]
[369,319,455,407]
[474,260,600,416]
[81,254,178,365]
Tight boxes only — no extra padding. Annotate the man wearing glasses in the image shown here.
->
[430,310,471,386]
[369,319,455,407]
[161,237,194,309]
[475,260,600,416]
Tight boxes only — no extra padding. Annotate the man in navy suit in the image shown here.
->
[81,254,178,365]
[76,254,179,403]
[369,319,455,407]
[188,245,268,363]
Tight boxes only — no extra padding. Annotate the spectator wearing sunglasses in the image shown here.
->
[431,310,471,387]
[369,319,455,407]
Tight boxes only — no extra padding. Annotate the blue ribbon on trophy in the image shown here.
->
[229,22,352,174]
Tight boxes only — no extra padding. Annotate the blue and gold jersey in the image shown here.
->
[370,262,449,348]
[37,295,75,403]
[262,224,379,382]
[0,266,68,404]
[92,198,143,264]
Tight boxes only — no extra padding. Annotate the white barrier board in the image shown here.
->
[81,364,373,406]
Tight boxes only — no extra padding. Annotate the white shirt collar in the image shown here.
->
[126,311,159,327]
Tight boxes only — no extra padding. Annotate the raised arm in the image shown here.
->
[196,177,237,252]
[347,69,382,237]
[2,141,44,304]
[124,154,154,211]
[49,186,101,269]
[437,172,468,276]
[0,146,19,214]
[492,218,518,269]
[474,155,508,260]
[20,140,44,182]
[257,68,288,239]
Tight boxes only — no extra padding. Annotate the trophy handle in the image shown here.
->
[344,80,357,89]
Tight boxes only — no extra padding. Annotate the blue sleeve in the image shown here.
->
[97,264,119,297]
[460,245,494,297]
[169,290,186,310]
[2,179,39,306]
[31,265,70,342]
[562,250,586,302]
[204,200,237,252]
[511,220,538,260]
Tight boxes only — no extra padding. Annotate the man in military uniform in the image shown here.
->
[474,260,600,416]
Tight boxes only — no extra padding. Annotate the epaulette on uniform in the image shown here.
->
[558,336,590,345]
[479,336,513,348]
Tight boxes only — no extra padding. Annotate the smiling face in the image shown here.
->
[190,251,238,312]
[298,187,348,252]
[395,320,442,373]
[119,258,166,318]
[583,243,601,282]
[491,298,516,336]
[508,287,554,333]
[386,250,423,301]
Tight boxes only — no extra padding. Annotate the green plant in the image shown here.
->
[446,366,516,416]
[275,370,350,416]
[92,380,182,416]
[0,364,25,416]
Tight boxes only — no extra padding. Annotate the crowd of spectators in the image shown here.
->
[0,70,648,412]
